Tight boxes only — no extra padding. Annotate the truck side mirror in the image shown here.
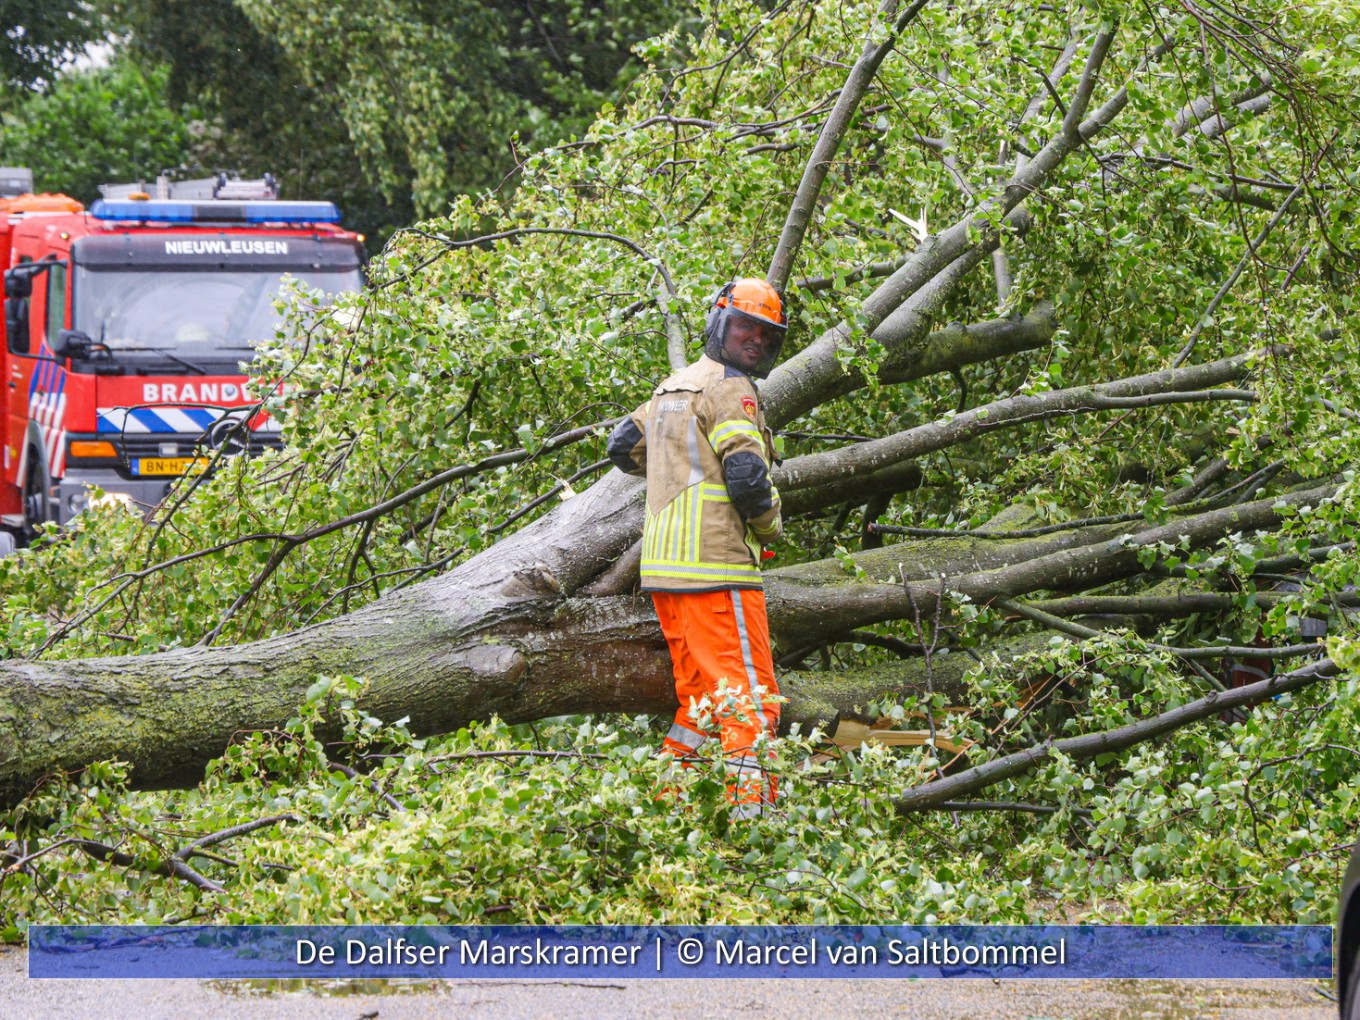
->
[5,297,29,354]
[4,261,66,356]
[52,329,90,358]
[4,260,64,296]
[4,266,34,299]
[5,264,44,354]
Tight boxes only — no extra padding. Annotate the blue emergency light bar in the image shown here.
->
[89,199,342,224]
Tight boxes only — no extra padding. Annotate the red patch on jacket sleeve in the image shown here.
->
[741,395,757,419]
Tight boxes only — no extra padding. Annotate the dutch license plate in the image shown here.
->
[132,457,210,476]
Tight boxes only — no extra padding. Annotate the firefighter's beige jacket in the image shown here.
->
[610,356,781,592]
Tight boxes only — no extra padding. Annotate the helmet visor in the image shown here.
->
[713,306,785,378]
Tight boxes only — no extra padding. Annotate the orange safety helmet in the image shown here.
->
[703,277,788,378]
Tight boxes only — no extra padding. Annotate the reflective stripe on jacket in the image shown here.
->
[607,355,781,592]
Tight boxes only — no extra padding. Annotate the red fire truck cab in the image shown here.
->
[0,168,362,544]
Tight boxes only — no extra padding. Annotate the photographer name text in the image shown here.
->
[294,934,1067,972]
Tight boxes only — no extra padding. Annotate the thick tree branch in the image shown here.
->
[794,257,906,293]
[994,596,1323,661]
[992,34,1082,305]
[72,838,224,893]
[1032,592,1360,618]
[767,0,931,290]
[38,416,613,654]
[894,658,1337,813]
[781,460,922,518]
[172,815,298,859]
[764,30,1165,426]
[769,482,1339,646]
[1172,76,1272,138]
[775,351,1259,494]
[787,299,1057,416]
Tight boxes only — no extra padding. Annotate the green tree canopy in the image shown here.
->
[0,56,205,203]
[2,0,1359,931]
[0,0,103,103]
[102,0,693,240]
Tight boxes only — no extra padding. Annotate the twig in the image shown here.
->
[0,837,78,875]
[993,596,1323,661]
[487,459,612,535]
[1172,181,1307,367]
[326,762,406,813]
[418,750,612,767]
[895,659,1338,813]
[72,838,224,893]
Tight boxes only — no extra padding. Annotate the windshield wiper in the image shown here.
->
[138,349,210,375]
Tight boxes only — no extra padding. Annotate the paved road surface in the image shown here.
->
[1,945,1335,1019]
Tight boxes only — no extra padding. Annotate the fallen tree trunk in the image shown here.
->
[0,482,1333,805]
[0,526,1030,803]
[0,578,998,805]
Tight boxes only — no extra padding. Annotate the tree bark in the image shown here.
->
[0,480,1333,805]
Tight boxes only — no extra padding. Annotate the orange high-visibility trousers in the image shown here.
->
[651,588,780,815]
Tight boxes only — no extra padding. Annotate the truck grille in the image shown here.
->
[110,432,283,459]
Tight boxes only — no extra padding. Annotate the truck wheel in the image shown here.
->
[21,445,50,546]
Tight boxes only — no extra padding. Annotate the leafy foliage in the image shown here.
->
[0,56,207,205]
[0,0,103,102]
[3,0,1360,931]
[103,0,694,240]
[4,672,1358,932]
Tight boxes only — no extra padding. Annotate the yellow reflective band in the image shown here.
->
[642,559,759,569]
[679,496,688,562]
[708,419,761,450]
[667,496,680,562]
[645,486,711,566]
[644,502,666,563]
[641,561,761,582]
[699,483,730,502]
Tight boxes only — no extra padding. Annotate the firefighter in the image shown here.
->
[607,278,787,818]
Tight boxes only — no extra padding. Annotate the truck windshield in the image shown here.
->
[72,266,361,355]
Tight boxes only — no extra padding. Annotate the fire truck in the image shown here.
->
[0,167,363,547]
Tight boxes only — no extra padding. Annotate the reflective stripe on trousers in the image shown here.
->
[652,588,780,809]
